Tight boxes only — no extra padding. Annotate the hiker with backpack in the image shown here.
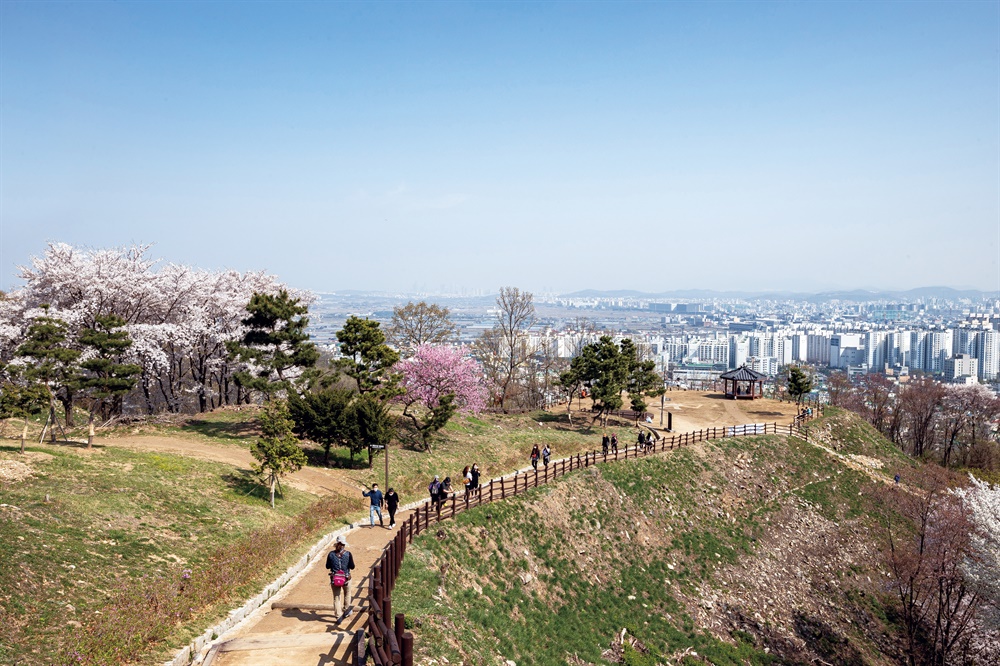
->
[429,476,442,513]
[325,535,356,621]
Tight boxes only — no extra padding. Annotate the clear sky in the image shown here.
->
[2,1,998,295]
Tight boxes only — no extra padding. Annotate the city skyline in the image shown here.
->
[2,1,998,294]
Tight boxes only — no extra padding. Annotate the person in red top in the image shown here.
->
[325,535,355,620]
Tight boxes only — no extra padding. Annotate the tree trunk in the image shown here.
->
[270,476,276,509]
[38,410,50,444]
[87,411,95,449]
[61,390,75,427]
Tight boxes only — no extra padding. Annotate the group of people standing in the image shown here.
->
[428,462,482,510]
[529,444,551,470]
[601,432,619,455]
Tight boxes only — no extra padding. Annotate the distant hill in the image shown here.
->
[560,286,999,302]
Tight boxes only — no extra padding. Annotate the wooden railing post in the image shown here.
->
[490,479,494,502]
[395,613,405,653]
[402,632,414,666]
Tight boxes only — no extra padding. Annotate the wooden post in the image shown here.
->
[501,477,506,499]
[384,596,392,626]
[402,632,414,666]
[395,613,405,652]
[450,493,456,517]
[490,479,494,502]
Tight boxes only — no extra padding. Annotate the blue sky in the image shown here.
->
[2,1,998,294]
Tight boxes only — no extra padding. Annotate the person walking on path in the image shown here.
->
[362,483,384,528]
[463,465,473,497]
[429,476,442,514]
[542,444,551,468]
[530,444,540,470]
[611,432,618,454]
[325,535,356,621]
[602,433,609,456]
[385,487,400,528]
[470,463,481,498]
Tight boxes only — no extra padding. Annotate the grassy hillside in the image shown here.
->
[0,408,617,665]
[393,412,911,666]
[0,442,359,665]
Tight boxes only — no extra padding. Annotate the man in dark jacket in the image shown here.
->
[325,535,356,620]
[385,487,400,528]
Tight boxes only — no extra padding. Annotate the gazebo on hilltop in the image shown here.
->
[719,365,766,400]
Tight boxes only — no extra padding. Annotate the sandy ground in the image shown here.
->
[562,391,803,435]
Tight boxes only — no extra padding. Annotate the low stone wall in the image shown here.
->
[164,522,354,666]
[166,497,432,666]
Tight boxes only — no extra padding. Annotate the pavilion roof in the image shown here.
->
[719,365,767,382]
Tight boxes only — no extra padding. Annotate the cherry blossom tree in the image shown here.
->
[395,345,485,449]
[953,476,1000,622]
[0,242,310,418]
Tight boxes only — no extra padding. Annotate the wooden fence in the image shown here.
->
[358,407,824,664]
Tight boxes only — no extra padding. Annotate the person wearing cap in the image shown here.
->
[428,475,442,512]
[363,483,384,528]
[325,535,355,620]
[385,487,400,528]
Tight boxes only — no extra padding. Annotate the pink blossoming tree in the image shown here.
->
[395,345,485,450]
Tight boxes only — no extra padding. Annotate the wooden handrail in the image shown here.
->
[366,410,826,661]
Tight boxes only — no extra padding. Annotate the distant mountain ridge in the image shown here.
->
[560,286,1000,302]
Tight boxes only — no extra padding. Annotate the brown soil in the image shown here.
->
[562,391,803,433]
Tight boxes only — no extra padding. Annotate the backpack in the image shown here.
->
[429,481,441,495]
[331,570,348,587]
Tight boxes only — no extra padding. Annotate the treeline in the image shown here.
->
[828,372,1000,472]
[0,243,299,419]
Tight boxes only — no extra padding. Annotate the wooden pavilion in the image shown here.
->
[719,365,766,400]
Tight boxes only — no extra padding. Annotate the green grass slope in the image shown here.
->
[394,414,906,666]
[0,442,357,665]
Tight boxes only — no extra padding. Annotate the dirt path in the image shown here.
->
[98,435,362,498]
[207,511,416,666]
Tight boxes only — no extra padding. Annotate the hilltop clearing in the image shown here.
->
[393,411,921,666]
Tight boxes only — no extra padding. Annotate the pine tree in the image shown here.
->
[228,290,319,398]
[335,316,401,400]
[786,365,813,405]
[351,394,395,468]
[251,399,307,508]
[0,371,48,453]
[15,311,81,443]
[287,386,356,465]
[76,315,141,447]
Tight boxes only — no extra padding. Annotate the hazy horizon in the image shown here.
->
[2,1,998,295]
